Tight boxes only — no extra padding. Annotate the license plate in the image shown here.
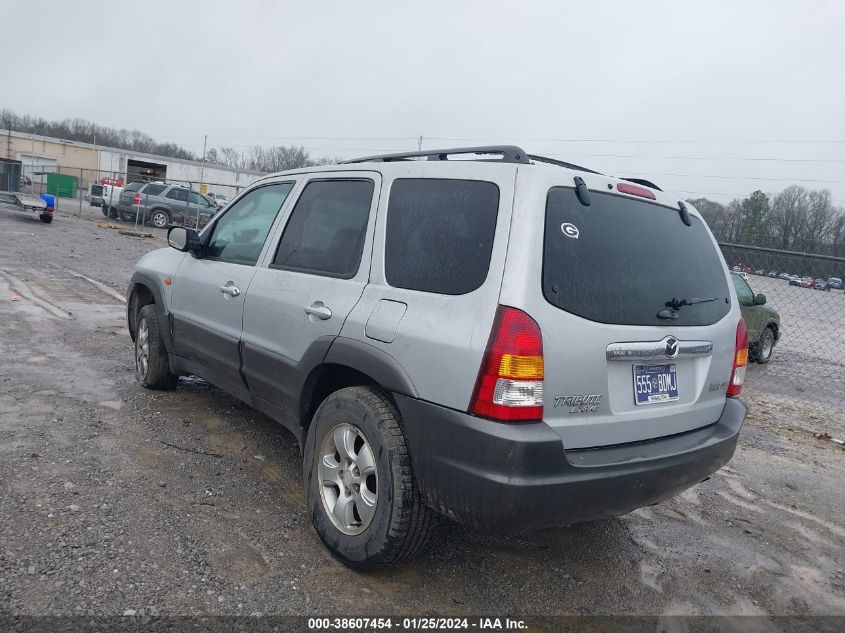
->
[633,363,679,405]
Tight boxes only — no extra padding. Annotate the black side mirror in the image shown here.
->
[167,226,203,256]
[755,293,766,305]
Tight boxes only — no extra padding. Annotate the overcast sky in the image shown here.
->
[4,0,845,205]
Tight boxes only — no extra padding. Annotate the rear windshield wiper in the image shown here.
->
[657,297,719,319]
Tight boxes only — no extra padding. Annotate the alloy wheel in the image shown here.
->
[136,318,150,381]
[318,423,378,535]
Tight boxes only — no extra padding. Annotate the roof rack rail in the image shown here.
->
[342,145,530,164]
[621,177,662,191]
[527,154,603,175]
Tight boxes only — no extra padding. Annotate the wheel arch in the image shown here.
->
[767,320,780,342]
[299,338,418,434]
[127,272,172,351]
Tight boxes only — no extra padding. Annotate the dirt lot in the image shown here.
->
[1,207,844,620]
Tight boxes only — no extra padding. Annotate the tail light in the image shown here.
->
[617,182,656,200]
[133,193,143,205]
[470,306,544,422]
[727,318,748,397]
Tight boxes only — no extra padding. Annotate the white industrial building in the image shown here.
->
[2,129,266,197]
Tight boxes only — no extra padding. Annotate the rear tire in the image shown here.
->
[303,386,438,570]
[150,209,170,229]
[135,304,178,390]
[39,214,53,224]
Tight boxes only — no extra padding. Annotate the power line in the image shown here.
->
[159,134,845,145]
[622,171,845,184]
[550,153,845,164]
[666,189,845,205]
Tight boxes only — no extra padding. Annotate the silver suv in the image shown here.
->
[115,181,218,229]
[127,146,748,569]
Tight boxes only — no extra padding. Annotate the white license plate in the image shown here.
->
[634,363,679,405]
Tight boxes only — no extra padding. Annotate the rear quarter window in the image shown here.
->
[144,184,167,196]
[543,188,730,326]
[384,179,499,295]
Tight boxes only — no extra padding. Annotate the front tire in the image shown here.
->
[135,304,178,389]
[39,214,53,224]
[303,386,438,570]
[751,327,775,364]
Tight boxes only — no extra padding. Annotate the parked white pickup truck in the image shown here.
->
[100,184,124,218]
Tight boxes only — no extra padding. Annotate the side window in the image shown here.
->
[731,274,754,304]
[272,179,374,279]
[190,192,212,207]
[166,188,189,203]
[144,184,167,197]
[206,183,295,266]
[385,179,499,294]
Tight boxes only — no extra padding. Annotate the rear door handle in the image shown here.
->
[304,302,332,320]
[219,282,240,297]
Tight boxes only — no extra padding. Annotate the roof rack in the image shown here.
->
[527,154,603,175]
[342,145,530,164]
[341,145,660,189]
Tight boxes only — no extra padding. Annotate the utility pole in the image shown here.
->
[5,113,11,159]
[199,134,207,185]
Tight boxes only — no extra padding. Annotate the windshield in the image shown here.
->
[542,188,731,326]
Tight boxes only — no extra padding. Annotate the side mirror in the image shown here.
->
[755,293,766,305]
[167,226,202,255]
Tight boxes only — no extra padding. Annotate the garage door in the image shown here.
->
[17,154,57,185]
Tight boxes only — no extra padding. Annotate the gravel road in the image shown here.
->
[1,207,843,620]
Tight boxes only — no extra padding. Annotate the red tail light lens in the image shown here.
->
[727,318,748,397]
[617,182,656,200]
[133,193,143,205]
[470,306,544,422]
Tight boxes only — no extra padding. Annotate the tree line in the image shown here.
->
[689,186,845,257]
[204,145,340,172]
[2,108,198,161]
[1,109,335,171]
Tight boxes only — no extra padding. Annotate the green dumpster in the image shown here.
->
[46,173,78,198]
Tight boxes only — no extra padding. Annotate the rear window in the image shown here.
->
[385,179,499,295]
[124,182,145,192]
[543,188,730,326]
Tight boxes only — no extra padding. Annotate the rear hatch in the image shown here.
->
[120,181,144,205]
[502,169,740,449]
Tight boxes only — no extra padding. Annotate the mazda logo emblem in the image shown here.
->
[665,337,679,358]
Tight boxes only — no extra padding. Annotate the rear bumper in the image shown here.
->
[395,395,746,532]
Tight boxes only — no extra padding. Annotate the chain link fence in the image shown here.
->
[720,243,844,419]
[13,165,249,229]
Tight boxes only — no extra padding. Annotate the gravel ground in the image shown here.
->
[1,207,844,620]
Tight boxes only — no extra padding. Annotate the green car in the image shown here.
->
[731,272,781,363]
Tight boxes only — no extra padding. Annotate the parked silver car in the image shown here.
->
[205,192,230,208]
[126,146,747,569]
